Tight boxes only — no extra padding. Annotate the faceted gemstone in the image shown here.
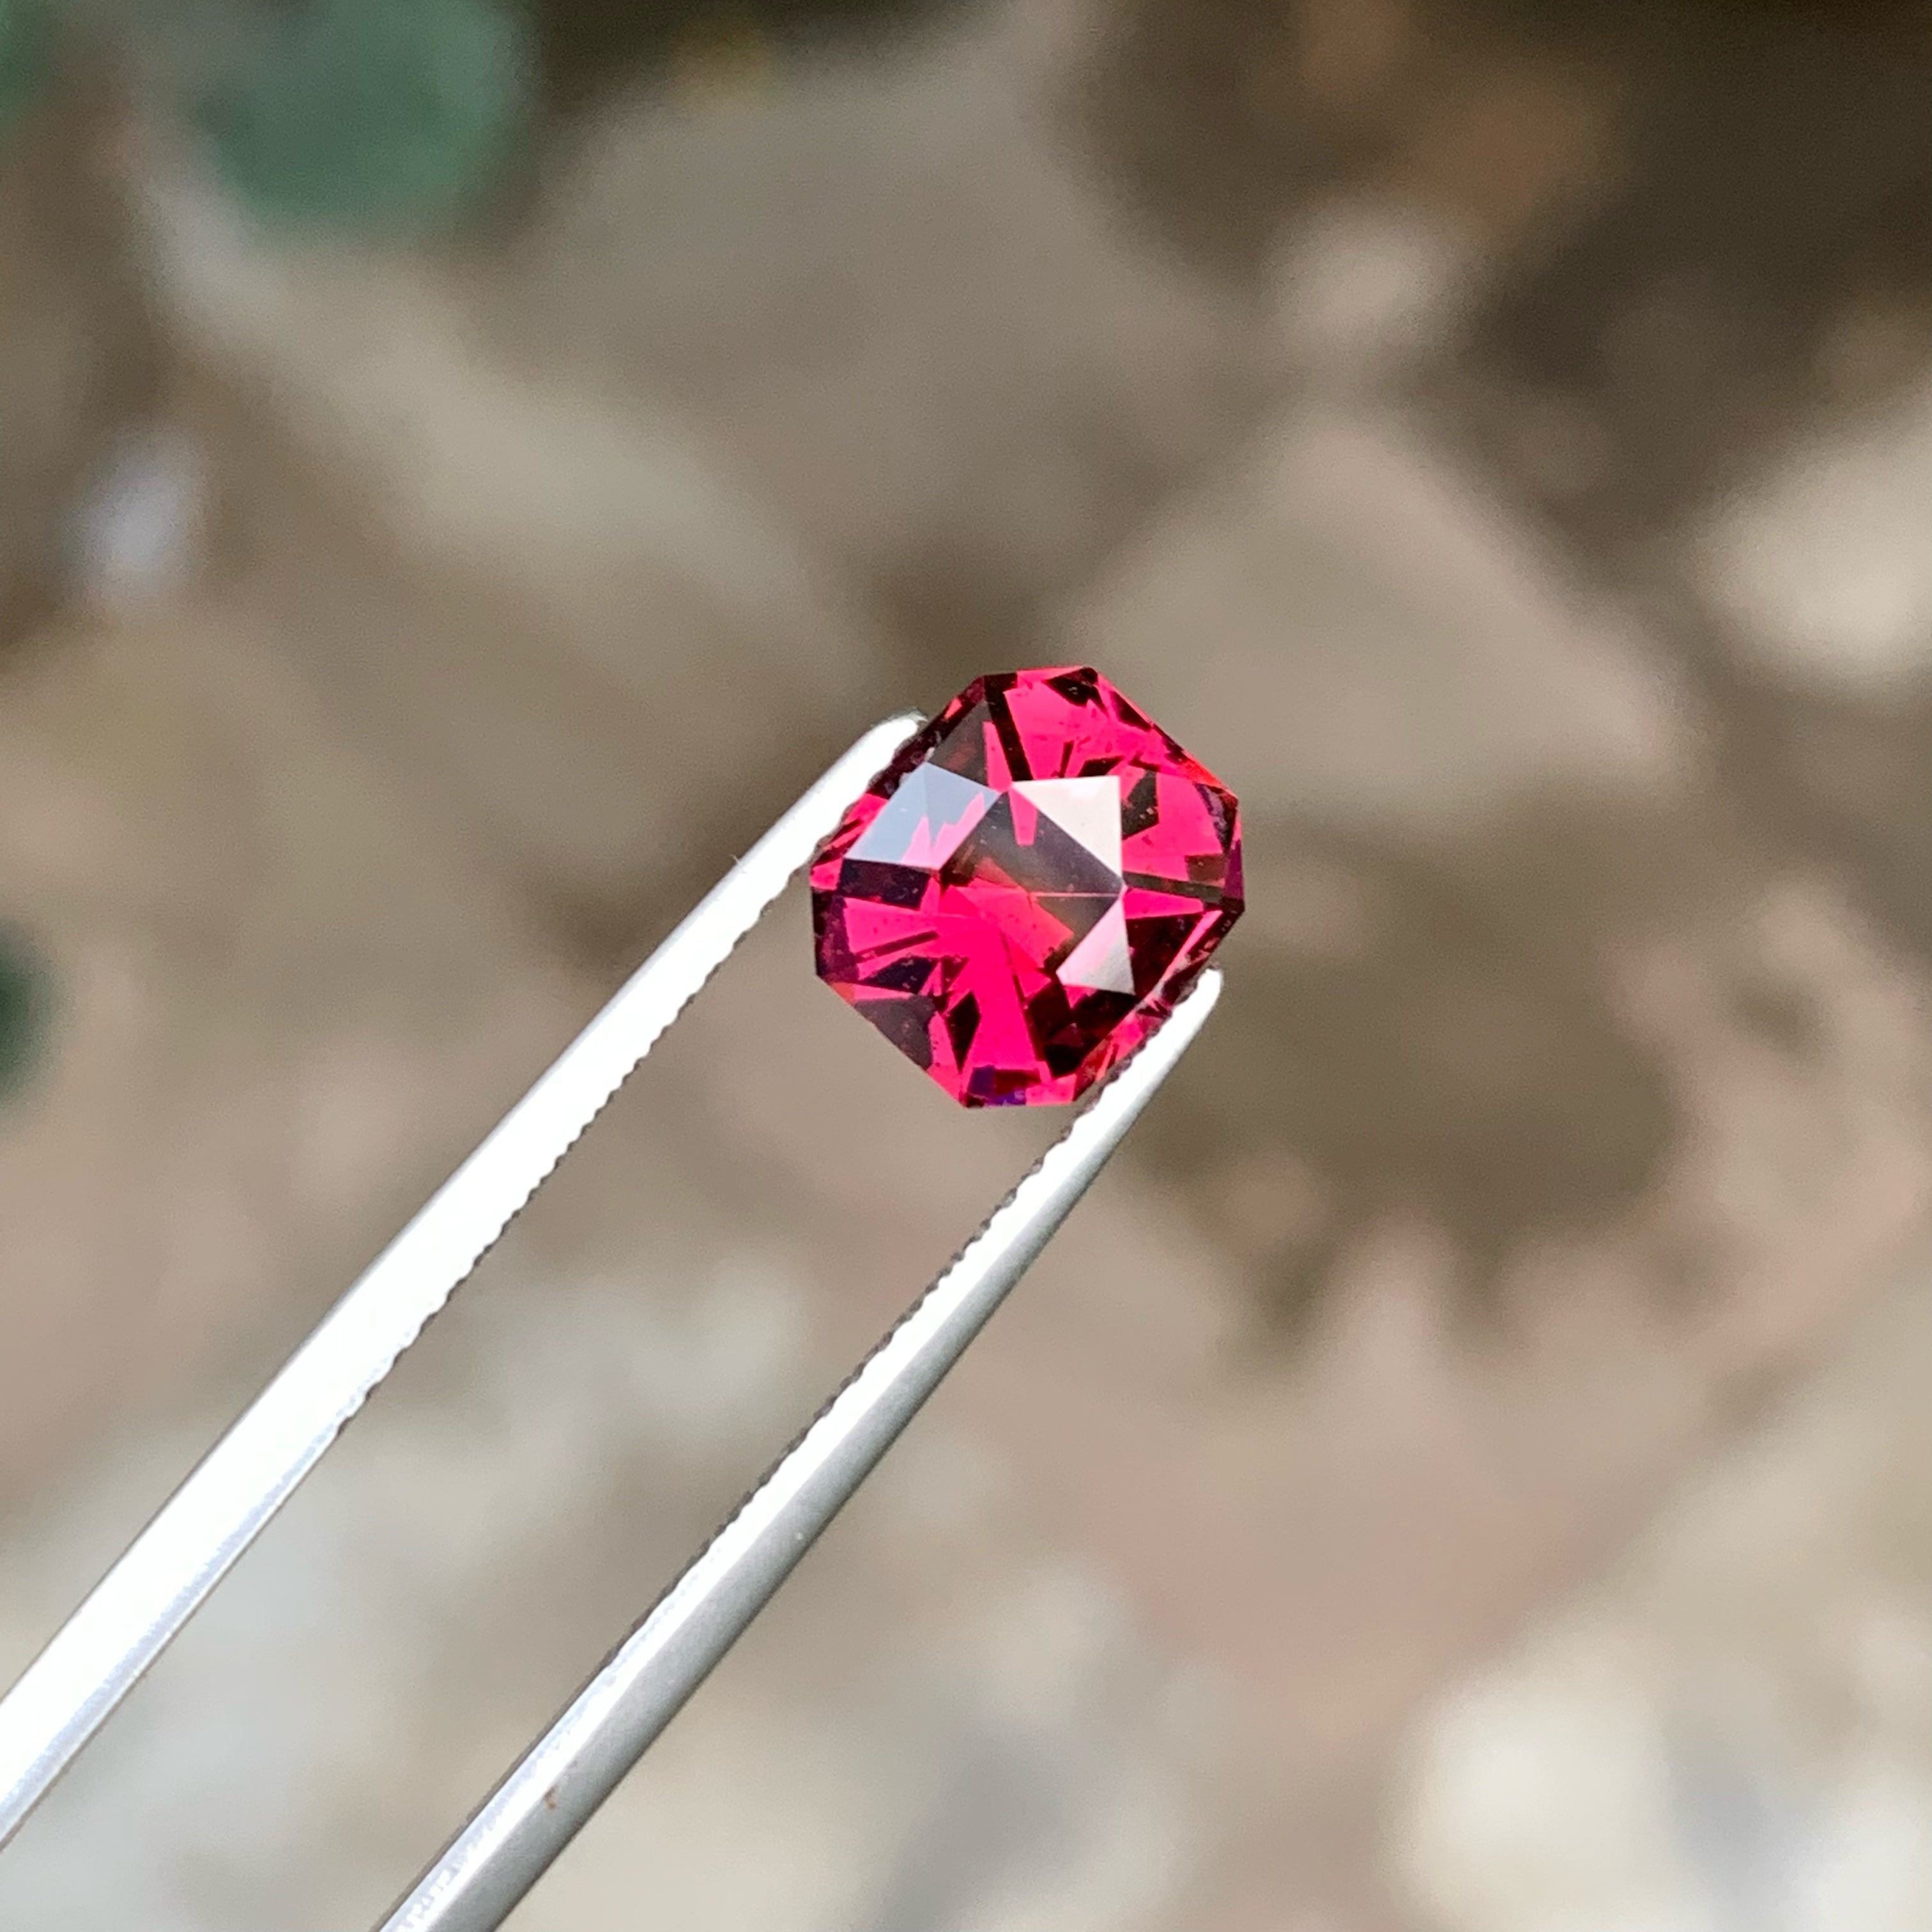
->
[811,666,1243,1105]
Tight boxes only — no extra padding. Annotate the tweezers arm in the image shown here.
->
[376,968,1222,1932]
[0,714,923,1850]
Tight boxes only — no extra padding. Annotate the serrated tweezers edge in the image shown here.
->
[377,967,1223,1932]
[0,712,924,1848]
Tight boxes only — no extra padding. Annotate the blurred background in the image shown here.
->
[1,0,1929,1924]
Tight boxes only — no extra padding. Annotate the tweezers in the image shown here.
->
[0,712,1222,1929]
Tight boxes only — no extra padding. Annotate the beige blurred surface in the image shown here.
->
[1,2,1929,1926]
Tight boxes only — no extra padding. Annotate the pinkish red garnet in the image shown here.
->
[811,666,1243,1106]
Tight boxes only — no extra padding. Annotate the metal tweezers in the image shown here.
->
[0,713,1221,1929]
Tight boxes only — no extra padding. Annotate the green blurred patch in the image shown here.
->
[0,929,47,1103]
[0,0,54,141]
[192,0,534,233]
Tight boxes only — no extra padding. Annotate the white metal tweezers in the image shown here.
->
[0,712,1222,1929]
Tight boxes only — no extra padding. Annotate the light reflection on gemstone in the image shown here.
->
[811,666,1243,1106]
[847,763,996,869]
[1057,899,1135,993]
[1010,776,1124,876]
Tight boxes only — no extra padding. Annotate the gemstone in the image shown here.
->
[811,666,1243,1105]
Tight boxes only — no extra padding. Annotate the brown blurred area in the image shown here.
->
[1,0,1928,1926]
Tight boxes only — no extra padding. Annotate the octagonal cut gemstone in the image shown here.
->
[811,666,1243,1105]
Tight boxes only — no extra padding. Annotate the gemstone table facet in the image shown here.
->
[811,666,1243,1105]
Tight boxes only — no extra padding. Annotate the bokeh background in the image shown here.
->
[2,0,1929,1925]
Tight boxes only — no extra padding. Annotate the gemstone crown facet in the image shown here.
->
[810,666,1243,1106]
